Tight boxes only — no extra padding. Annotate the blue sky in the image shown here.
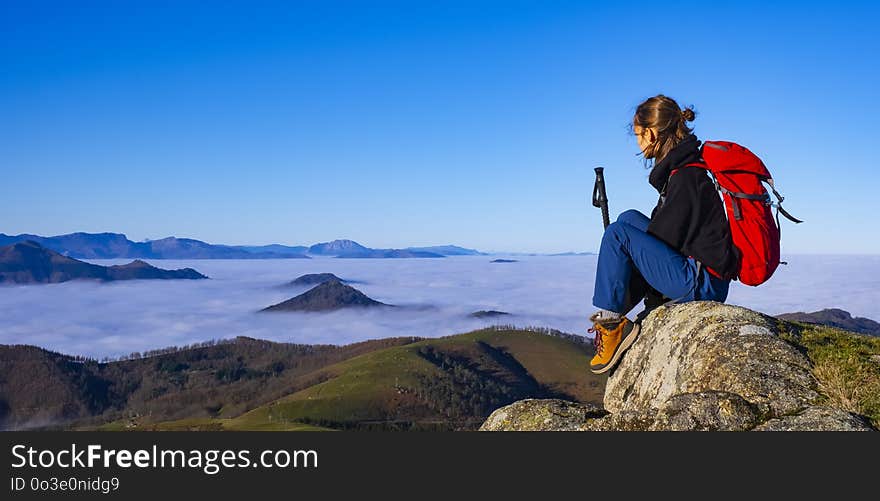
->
[2,1,878,254]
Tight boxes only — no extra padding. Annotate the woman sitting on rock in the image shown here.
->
[589,94,738,374]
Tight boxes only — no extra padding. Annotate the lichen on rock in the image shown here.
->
[478,399,605,431]
[752,406,873,431]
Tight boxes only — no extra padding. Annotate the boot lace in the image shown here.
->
[588,324,605,355]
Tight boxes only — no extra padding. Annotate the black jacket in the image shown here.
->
[647,133,739,280]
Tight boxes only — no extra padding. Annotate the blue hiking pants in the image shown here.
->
[592,209,730,315]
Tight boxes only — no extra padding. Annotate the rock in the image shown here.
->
[478,399,605,431]
[604,302,816,417]
[650,391,761,431]
[577,410,655,431]
[480,302,875,432]
[753,406,874,431]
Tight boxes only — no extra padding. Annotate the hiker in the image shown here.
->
[588,95,739,374]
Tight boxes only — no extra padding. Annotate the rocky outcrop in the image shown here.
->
[603,302,816,418]
[480,302,875,431]
[480,399,606,431]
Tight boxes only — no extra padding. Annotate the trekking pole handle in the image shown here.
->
[592,167,610,229]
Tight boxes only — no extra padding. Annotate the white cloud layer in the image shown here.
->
[0,255,877,358]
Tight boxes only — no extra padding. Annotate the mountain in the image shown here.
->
[776,308,880,337]
[307,239,445,258]
[0,327,601,431]
[102,259,207,281]
[491,259,518,263]
[481,302,879,431]
[0,241,207,284]
[307,239,370,256]
[232,244,310,256]
[339,249,445,258]
[405,245,486,256]
[140,237,309,259]
[0,232,309,259]
[262,279,390,312]
[144,237,271,259]
[0,232,143,259]
[0,233,487,259]
[469,310,510,318]
[287,273,348,287]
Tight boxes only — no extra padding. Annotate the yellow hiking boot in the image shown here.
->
[588,315,640,374]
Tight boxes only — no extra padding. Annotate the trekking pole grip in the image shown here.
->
[592,167,610,229]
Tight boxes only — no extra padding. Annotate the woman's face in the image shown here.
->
[633,123,656,156]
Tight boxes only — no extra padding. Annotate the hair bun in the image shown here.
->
[681,107,696,122]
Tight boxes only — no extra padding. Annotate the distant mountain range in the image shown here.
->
[307,239,450,258]
[0,241,207,284]
[0,233,489,259]
[0,232,301,260]
[776,308,880,337]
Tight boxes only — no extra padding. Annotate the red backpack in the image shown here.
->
[677,141,802,286]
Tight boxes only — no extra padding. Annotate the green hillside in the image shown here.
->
[3,326,602,431]
[205,327,602,431]
[95,416,334,431]
[0,336,421,430]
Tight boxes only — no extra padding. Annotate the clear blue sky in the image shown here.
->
[2,1,878,253]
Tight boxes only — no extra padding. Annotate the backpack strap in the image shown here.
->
[775,204,802,224]
[677,162,767,220]
[717,185,769,221]
[766,179,804,224]
[681,159,802,218]
[683,162,803,224]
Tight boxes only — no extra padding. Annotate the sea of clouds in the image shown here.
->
[1,254,878,358]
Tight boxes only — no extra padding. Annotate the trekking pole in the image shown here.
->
[592,167,610,229]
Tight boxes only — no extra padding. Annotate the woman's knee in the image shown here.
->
[602,220,626,239]
[617,209,649,228]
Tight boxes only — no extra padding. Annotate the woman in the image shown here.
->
[588,94,738,374]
